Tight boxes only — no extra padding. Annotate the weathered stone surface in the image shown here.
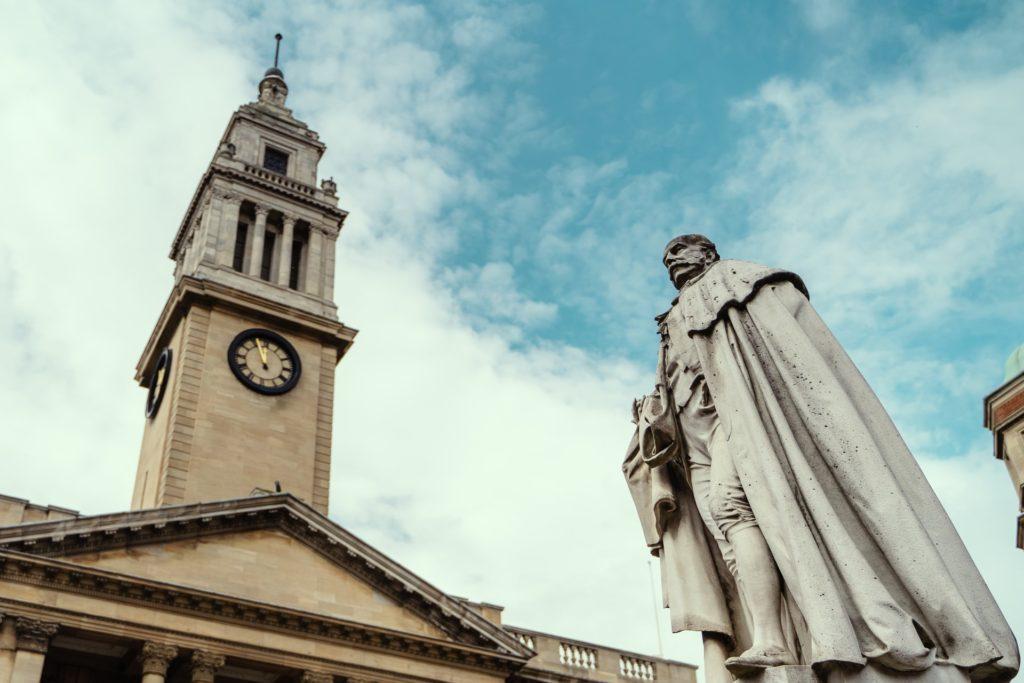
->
[626,234,1019,682]
[828,663,970,683]
[140,641,178,676]
[745,665,818,683]
[73,527,450,638]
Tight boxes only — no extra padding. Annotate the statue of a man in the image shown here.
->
[624,235,1018,682]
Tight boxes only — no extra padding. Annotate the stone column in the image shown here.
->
[0,615,14,683]
[304,226,324,297]
[322,233,336,301]
[300,672,333,683]
[247,207,269,278]
[277,216,296,286]
[215,194,243,268]
[140,642,178,683]
[189,650,224,683]
[9,618,58,683]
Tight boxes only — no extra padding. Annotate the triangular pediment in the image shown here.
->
[71,527,450,639]
[0,494,529,659]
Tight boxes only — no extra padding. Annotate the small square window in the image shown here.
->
[263,146,289,175]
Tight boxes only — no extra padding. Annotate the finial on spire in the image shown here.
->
[264,33,285,78]
[258,32,289,107]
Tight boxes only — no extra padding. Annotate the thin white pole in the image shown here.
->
[648,559,665,658]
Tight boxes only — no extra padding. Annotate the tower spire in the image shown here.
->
[258,33,288,107]
[265,33,284,78]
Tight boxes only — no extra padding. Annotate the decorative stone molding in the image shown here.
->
[300,672,333,683]
[0,497,531,663]
[0,510,478,645]
[141,642,179,676]
[0,553,524,675]
[190,650,225,682]
[14,617,59,653]
[212,189,238,203]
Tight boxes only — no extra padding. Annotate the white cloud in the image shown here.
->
[0,0,698,667]
[446,261,558,331]
[790,0,851,33]
[1,2,1021,679]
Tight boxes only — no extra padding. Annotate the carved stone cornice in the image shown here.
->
[132,274,356,383]
[300,672,334,683]
[0,549,526,674]
[0,496,530,660]
[141,642,179,675]
[190,650,225,682]
[14,616,58,653]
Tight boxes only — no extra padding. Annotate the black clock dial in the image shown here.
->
[228,328,301,395]
[146,347,173,418]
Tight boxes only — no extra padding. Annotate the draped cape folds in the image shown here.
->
[623,259,1018,679]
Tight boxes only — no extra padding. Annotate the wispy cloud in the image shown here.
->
[1,2,1021,677]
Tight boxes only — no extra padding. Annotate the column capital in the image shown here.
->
[14,617,59,654]
[254,206,270,218]
[300,672,333,683]
[282,214,297,227]
[190,650,225,682]
[141,642,179,676]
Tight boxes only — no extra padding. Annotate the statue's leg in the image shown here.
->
[707,435,794,672]
[728,526,790,659]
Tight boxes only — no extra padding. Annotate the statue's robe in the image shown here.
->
[624,260,1018,679]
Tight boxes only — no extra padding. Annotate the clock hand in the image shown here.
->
[255,338,269,368]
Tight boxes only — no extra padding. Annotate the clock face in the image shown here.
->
[146,347,173,418]
[228,328,301,395]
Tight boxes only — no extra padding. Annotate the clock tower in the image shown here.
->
[131,43,356,515]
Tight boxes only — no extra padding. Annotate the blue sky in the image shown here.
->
[2,0,1023,673]
[276,0,1023,453]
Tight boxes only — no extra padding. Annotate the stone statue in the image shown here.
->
[624,235,1018,683]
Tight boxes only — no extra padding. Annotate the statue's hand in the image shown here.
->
[631,397,644,425]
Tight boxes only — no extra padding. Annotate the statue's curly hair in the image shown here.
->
[663,234,719,262]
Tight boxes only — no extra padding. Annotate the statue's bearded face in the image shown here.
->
[664,240,713,289]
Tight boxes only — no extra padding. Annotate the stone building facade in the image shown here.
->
[0,59,696,683]
[984,344,1024,549]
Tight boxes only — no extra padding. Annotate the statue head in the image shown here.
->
[663,234,719,289]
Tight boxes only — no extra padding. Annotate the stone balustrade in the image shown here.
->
[620,654,657,680]
[505,626,696,683]
[560,641,598,669]
[243,163,317,197]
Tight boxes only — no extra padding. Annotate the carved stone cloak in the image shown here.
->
[625,259,1018,679]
